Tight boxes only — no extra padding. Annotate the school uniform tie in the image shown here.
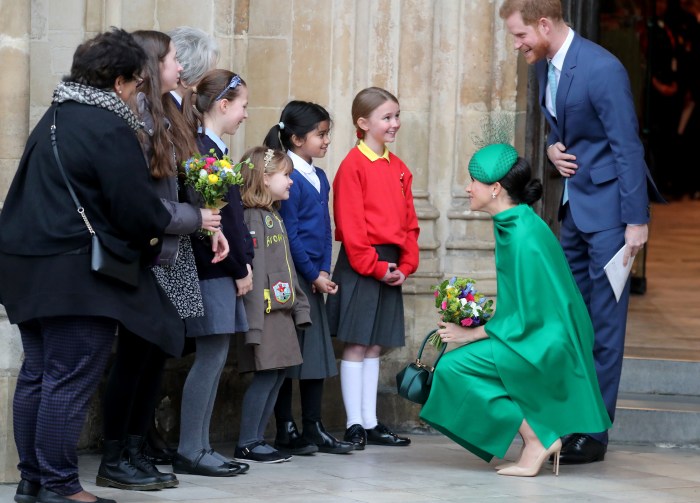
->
[549,60,569,204]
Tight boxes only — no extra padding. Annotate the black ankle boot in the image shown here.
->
[96,439,166,491]
[125,435,179,488]
[274,420,318,455]
[303,421,354,454]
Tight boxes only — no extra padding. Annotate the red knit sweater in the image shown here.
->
[332,144,420,280]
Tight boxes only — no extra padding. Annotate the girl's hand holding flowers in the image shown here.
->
[182,150,252,235]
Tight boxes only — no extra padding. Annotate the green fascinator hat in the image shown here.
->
[468,143,518,184]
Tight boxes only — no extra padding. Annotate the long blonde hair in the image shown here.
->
[239,146,292,210]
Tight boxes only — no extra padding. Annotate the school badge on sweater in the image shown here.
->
[272,281,291,303]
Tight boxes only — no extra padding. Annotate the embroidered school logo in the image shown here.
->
[272,281,291,303]
[265,215,274,228]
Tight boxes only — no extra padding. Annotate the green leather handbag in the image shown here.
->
[396,330,446,404]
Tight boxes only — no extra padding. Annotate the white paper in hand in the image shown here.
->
[603,244,634,302]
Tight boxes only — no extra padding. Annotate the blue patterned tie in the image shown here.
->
[548,60,568,203]
[547,60,558,118]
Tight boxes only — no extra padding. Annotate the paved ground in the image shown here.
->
[3,435,699,502]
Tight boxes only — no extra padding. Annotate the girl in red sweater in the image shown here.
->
[328,87,420,449]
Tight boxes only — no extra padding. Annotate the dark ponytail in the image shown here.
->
[263,100,331,151]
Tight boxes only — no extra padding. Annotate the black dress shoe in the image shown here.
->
[343,424,367,450]
[172,450,242,476]
[36,487,115,503]
[144,423,177,465]
[558,434,606,465]
[274,420,318,455]
[15,479,40,503]
[366,422,411,446]
[302,421,354,454]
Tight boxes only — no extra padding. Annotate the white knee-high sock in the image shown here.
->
[340,360,363,428]
[361,357,380,430]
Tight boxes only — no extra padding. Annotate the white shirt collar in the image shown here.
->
[550,28,574,71]
[170,90,183,106]
[203,128,228,155]
[287,150,315,174]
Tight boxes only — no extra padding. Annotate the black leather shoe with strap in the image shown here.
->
[366,422,411,446]
[343,424,367,450]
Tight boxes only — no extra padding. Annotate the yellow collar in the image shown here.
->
[358,140,390,162]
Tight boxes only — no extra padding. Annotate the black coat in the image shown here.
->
[0,101,185,356]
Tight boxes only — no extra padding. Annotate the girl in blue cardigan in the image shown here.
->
[263,101,354,455]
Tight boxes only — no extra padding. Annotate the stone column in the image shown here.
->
[0,0,30,484]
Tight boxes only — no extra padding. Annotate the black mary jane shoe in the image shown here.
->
[207,449,250,474]
[172,449,242,477]
[14,479,40,503]
[36,487,115,503]
[343,423,367,450]
[366,422,411,446]
[303,421,354,454]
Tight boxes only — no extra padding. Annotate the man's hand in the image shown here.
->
[623,224,648,266]
[547,142,578,177]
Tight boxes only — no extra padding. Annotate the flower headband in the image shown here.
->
[215,75,242,101]
[264,148,275,170]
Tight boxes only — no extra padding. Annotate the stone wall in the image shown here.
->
[0,0,522,482]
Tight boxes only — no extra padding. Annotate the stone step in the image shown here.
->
[611,392,700,446]
[619,357,700,396]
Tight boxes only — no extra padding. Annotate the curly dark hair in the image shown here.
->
[67,27,146,89]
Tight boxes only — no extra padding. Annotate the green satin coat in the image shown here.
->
[420,204,611,461]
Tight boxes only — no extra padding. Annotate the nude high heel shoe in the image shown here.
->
[496,438,561,477]
[494,444,524,470]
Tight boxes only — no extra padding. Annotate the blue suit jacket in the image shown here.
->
[539,33,661,233]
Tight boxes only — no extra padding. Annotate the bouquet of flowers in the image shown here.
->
[428,277,494,349]
[182,149,252,209]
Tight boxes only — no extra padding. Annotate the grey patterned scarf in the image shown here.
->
[52,81,144,131]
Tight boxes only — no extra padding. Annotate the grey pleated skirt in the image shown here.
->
[326,244,405,348]
[185,276,248,337]
[285,276,338,379]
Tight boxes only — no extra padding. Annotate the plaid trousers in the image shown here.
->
[14,316,116,495]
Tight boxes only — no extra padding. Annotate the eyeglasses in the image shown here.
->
[133,75,145,88]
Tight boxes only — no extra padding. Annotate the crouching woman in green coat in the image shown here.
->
[420,144,611,477]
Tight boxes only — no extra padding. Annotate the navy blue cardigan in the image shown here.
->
[278,167,333,283]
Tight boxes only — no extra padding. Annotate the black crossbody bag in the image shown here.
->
[50,107,140,287]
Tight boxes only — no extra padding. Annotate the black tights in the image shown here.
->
[274,378,324,427]
[103,328,167,440]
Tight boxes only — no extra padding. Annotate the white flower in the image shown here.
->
[199,169,208,179]
[460,298,468,306]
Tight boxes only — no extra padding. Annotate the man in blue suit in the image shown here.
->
[500,0,662,464]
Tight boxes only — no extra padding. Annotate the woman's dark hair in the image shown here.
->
[499,157,543,205]
[132,30,197,179]
[67,28,146,89]
[263,101,331,151]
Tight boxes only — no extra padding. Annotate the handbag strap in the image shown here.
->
[50,107,96,237]
[415,329,446,372]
